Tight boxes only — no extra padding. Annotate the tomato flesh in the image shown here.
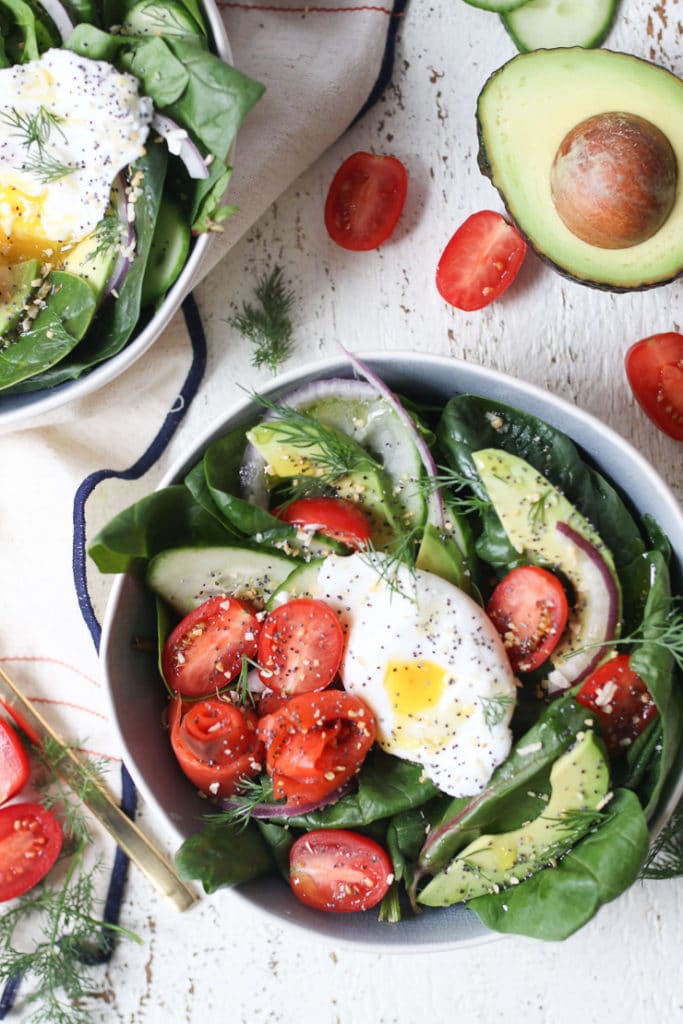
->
[576,654,658,755]
[324,151,408,251]
[162,595,260,698]
[625,332,683,441]
[0,802,63,902]
[274,496,371,551]
[486,565,569,673]
[436,210,527,311]
[257,598,344,695]
[257,690,376,806]
[0,717,30,805]
[169,696,264,797]
[289,829,393,912]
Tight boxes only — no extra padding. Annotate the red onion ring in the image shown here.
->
[217,779,354,819]
[152,113,210,180]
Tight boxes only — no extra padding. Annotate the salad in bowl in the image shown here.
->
[95,353,683,946]
[0,0,263,425]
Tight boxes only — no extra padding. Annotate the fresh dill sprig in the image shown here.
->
[230,266,296,373]
[415,465,491,516]
[639,800,683,880]
[209,775,276,830]
[480,693,515,730]
[21,152,76,184]
[544,806,607,835]
[359,532,420,602]
[0,736,141,1023]
[90,214,124,261]
[527,487,555,530]
[252,396,380,478]
[0,105,66,153]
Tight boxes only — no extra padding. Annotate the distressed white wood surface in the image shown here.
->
[17,1,683,1021]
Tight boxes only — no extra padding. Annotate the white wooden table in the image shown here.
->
[18,1,683,1020]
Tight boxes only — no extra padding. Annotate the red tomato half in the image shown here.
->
[289,829,393,912]
[576,654,658,755]
[486,565,569,673]
[274,496,372,551]
[257,598,344,695]
[625,332,683,441]
[257,690,376,806]
[436,210,527,311]
[0,802,63,902]
[0,717,30,805]
[324,151,408,251]
[169,696,264,797]
[162,595,260,698]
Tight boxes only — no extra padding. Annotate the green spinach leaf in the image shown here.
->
[175,818,273,893]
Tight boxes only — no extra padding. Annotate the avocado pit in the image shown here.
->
[550,112,678,249]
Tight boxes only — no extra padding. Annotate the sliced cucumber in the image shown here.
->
[123,0,206,39]
[146,545,298,615]
[141,197,191,309]
[502,0,620,52]
[266,560,324,610]
[462,0,529,13]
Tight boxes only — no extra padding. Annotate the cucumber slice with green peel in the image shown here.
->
[266,559,324,609]
[141,197,191,309]
[146,545,298,615]
[462,0,530,13]
[502,0,620,52]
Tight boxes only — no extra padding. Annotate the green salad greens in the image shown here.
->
[90,367,683,940]
[0,0,264,393]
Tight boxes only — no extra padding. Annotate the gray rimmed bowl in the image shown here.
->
[100,352,683,951]
[0,0,230,432]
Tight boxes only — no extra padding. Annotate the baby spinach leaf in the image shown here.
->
[468,789,648,940]
[88,485,236,573]
[175,818,273,894]
[123,36,189,107]
[283,750,440,830]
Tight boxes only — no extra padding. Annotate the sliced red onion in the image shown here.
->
[217,779,353,819]
[546,521,621,692]
[40,0,74,40]
[103,173,135,300]
[341,348,445,527]
[152,113,209,180]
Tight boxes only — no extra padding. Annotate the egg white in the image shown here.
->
[0,48,153,266]
[317,552,518,797]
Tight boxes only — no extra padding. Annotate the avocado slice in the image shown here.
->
[0,260,42,338]
[246,419,401,547]
[61,222,118,300]
[417,730,610,905]
[477,47,683,290]
[473,449,621,690]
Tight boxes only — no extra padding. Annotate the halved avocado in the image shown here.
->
[477,47,683,290]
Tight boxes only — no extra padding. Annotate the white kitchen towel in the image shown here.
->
[0,1,406,1005]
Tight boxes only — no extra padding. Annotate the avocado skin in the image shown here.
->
[476,47,683,292]
[417,730,610,906]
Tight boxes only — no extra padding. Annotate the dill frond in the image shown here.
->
[230,266,296,373]
[480,693,515,730]
[209,775,276,830]
[639,801,683,880]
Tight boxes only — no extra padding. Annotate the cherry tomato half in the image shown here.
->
[0,802,63,902]
[289,829,393,912]
[257,690,376,806]
[625,332,683,441]
[274,496,372,552]
[324,151,408,251]
[169,696,264,797]
[576,654,658,755]
[257,598,344,695]
[161,595,261,699]
[0,717,30,805]
[486,565,569,673]
[436,210,527,311]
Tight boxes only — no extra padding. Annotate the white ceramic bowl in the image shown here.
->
[0,1,230,431]
[100,353,683,950]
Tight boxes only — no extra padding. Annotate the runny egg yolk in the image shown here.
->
[0,184,65,265]
[384,659,448,716]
